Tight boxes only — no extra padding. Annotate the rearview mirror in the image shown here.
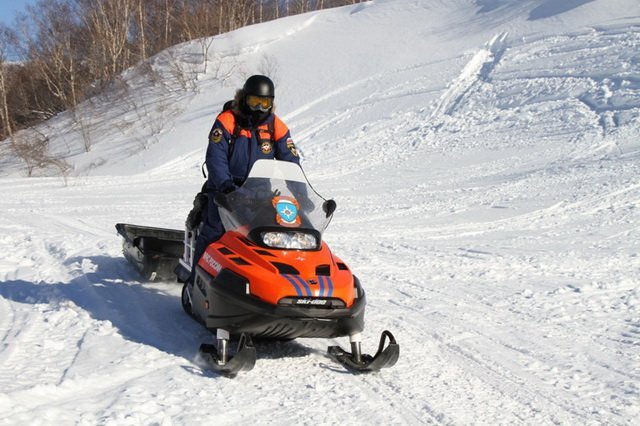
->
[323,199,337,218]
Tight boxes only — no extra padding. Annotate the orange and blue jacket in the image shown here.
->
[206,110,300,193]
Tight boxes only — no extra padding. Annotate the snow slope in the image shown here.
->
[1,0,640,424]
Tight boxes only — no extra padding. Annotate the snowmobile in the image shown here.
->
[117,159,398,376]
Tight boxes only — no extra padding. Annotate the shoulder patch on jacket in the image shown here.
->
[209,128,223,143]
[286,138,298,157]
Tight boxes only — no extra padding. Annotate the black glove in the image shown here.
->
[186,192,208,229]
[221,182,237,194]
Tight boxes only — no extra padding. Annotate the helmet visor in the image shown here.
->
[246,95,273,112]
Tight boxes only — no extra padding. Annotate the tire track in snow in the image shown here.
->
[0,297,25,372]
[342,236,630,422]
[345,231,637,423]
[0,273,198,422]
[431,334,593,423]
[0,287,101,395]
[0,363,177,421]
[372,277,594,424]
[421,31,508,141]
[356,372,449,424]
[341,256,546,422]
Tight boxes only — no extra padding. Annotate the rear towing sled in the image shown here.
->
[115,223,184,281]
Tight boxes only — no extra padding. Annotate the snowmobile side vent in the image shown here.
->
[218,247,235,255]
[316,265,331,276]
[271,262,300,275]
[337,263,349,271]
[238,236,257,247]
[254,249,276,257]
[231,257,250,266]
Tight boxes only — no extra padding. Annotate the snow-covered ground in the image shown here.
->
[1,0,640,423]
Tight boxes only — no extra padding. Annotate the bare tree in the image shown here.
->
[180,0,219,41]
[258,53,279,84]
[218,0,256,32]
[258,0,264,22]
[25,1,87,109]
[81,0,134,81]
[135,0,148,61]
[73,99,96,152]
[291,0,311,14]
[11,128,70,177]
[199,37,215,75]
[0,25,15,140]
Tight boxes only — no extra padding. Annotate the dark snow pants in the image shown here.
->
[190,194,224,282]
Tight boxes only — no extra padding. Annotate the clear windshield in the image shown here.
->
[218,160,333,246]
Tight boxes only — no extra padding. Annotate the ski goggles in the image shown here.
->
[246,95,273,112]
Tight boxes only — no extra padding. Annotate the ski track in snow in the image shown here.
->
[427,31,509,133]
[2,0,640,424]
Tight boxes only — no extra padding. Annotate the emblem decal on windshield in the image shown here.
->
[272,196,301,227]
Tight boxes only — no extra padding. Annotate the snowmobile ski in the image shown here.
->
[198,332,257,377]
[328,330,399,372]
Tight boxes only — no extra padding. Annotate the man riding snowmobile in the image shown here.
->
[116,75,399,376]
[190,75,301,283]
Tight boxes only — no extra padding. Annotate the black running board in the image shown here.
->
[198,333,257,377]
[328,330,399,372]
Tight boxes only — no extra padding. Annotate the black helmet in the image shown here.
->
[243,75,275,98]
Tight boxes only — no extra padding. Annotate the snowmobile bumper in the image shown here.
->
[115,223,184,281]
[193,267,366,340]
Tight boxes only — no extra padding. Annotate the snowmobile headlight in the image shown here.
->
[261,232,318,250]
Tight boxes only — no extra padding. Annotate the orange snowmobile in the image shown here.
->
[118,160,398,376]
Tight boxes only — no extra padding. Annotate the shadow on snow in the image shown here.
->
[0,255,313,369]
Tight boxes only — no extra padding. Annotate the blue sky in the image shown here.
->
[0,0,34,25]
